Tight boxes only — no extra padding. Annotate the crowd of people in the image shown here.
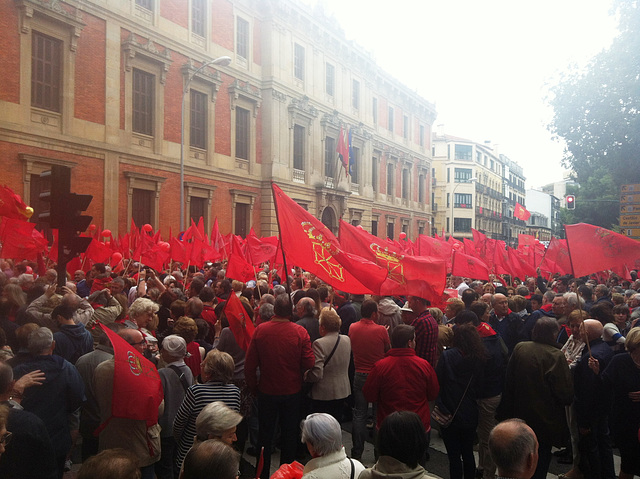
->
[0,255,639,479]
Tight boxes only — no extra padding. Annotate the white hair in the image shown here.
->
[301,413,343,456]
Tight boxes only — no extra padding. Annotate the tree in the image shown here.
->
[549,0,640,228]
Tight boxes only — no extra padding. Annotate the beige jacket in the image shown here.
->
[305,332,351,401]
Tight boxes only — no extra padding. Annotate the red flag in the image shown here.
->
[246,234,279,265]
[337,126,350,175]
[339,220,446,302]
[223,292,256,352]
[518,233,536,247]
[415,234,453,272]
[98,324,163,427]
[540,237,572,276]
[452,250,490,280]
[84,238,112,264]
[211,218,227,258]
[514,203,531,221]
[140,243,169,272]
[169,237,187,264]
[565,223,640,277]
[272,183,382,294]
[227,237,254,283]
[0,185,32,220]
[0,217,48,260]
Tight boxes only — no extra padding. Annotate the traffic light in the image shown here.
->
[38,166,93,286]
[566,195,575,210]
[38,165,70,228]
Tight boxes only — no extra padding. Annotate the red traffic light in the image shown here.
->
[566,195,575,210]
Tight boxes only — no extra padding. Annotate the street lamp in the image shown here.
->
[180,55,232,232]
[450,176,477,236]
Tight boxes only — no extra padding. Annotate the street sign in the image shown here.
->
[621,204,640,214]
[620,194,640,204]
[621,184,640,193]
[621,215,640,227]
[621,228,640,238]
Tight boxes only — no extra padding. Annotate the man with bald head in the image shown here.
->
[488,293,523,355]
[574,319,615,479]
[489,419,539,479]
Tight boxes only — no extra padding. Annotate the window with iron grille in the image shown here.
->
[236,17,249,59]
[190,90,207,149]
[325,63,335,96]
[235,107,250,160]
[388,107,394,132]
[31,32,62,112]
[372,157,379,193]
[371,219,378,237]
[324,136,335,177]
[294,43,305,81]
[403,115,409,139]
[293,125,305,170]
[132,69,154,135]
[192,0,206,37]
[419,174,426,203]
[420,125,425,147]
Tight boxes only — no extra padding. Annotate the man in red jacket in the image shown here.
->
[245,293,315,479]
[363,324,439,448]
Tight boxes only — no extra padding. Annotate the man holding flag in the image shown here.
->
[94,327,164,479]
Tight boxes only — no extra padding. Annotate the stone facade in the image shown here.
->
[0,0,436,239]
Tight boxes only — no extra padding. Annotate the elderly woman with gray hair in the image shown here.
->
[300,413,364,479]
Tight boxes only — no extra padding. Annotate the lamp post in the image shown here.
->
[180,55,232,232]
[450,176,477,237]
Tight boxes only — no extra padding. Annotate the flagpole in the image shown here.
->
[271,181,293,295]
[563,226,576,278]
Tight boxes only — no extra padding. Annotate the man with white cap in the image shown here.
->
[156,335,195,479]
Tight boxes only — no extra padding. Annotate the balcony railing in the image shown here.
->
[293,168,305,184]
[454,203,472,209]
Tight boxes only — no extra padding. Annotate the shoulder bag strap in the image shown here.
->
[451,375,474,420]
[323,335,341,368]
[168,365,190,392]
[349,457,354,479]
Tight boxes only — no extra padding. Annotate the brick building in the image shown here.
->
[0,0,436,239]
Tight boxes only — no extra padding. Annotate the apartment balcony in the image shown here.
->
[293,168,305,184]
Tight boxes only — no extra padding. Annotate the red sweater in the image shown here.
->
[363,348,439,432]
[245,318,315,396]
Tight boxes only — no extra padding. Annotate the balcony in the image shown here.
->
[293,169,305,184]
[324,177,335,189]
[454,203,473,209]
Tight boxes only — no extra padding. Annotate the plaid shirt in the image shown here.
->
[411,310,439,367]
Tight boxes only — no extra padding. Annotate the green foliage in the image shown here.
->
[561,173,620,230]
[549,0,640,227]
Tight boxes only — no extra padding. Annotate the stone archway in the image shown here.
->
[321,206,337,235]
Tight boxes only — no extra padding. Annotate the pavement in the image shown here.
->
[63,419,621,479]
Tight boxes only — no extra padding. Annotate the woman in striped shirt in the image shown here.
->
[173,349,241,471]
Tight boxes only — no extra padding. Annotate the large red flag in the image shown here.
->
[84,238,112,264]
[540,237,572,276]
[169,237,187,264]
[565,223,640,277]
[272,183,381,294]
[98,324,163,427]
[222,292,256,352]
[451,250,490,280]
[514,203,531,221]
[339,220,446,302]
[0,185,32,220]
[226,236,254,282]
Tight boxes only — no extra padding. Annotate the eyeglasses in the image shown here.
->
[131,339,147,346]
[1,432,12,446]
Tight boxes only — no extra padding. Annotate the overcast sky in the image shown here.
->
[305,0,619,189]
